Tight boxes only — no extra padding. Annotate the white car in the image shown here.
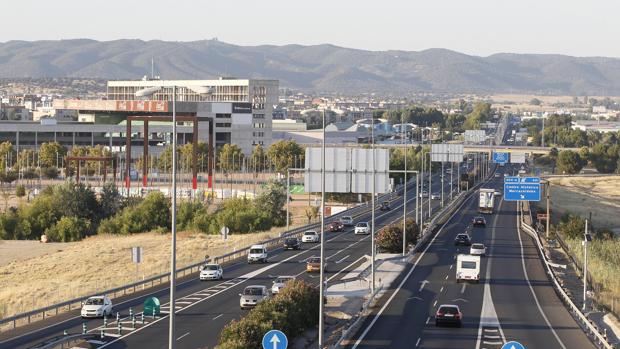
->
[431,193,440,200]
[239,285,270,309]
[247,244,268,263]
[470,243,486,256]
[494,173,500,178]
[81,296,113,318]
[419,191,429,198]
[199,263,223,281]
[302,231,320,243]
[271,276,295,294]
[355,222,370,235]
[340,216,354,227]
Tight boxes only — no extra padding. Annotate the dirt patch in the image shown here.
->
[548,176,620,231]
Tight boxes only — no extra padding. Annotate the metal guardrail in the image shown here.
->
[519,203,614,349]
[0,182,409,332]
[30,333,96,349]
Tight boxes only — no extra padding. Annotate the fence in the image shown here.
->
[0,180,412,333]
[520,202,614,349]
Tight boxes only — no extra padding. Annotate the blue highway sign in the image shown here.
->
[492,151,510,164]
[262,330,288,349]
[501,341,525,349]
[504,176,541,201]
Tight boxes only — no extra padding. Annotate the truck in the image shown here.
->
[478,188,495,214]
[456,254,481,283]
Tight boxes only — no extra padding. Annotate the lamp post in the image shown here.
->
[135,84,211,349]
[402,119,407,256]
[318,110,326,347]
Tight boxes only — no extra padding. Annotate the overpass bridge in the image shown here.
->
[307,143,576,155]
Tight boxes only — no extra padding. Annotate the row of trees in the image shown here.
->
[547,144,620,175]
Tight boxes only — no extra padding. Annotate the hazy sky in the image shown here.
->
[2,0,617,57]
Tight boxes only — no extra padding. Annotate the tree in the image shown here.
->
[267,140,304,174]
[54,182,100,225]
[15,185,25,198]
[41,167,59,179]
[559,214,586,239]
[45,216,91,242]
[98,182,122,220]
[0,142,14,172]
[250,145,267,172]
[254,180,287,226]
[39,142,67,168]
[218,144,244,175]
[463,102,492,130]
[529,98,542,106]
[556,150,584,174]
[304,206,319,224]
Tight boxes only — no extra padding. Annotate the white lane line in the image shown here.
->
[433,300,437,307]
[351,187,479,349]
[326,255,367,283]
[516,204,567,349]
[176,332,190,341]
[335,254,350,264]
[419,280,429,292]
[182,297,202,301]
[425,316,430,324]
[445,274,449,280]
[461,283,467,294]
[416,337,421,347]
[440,286,444,293]
[450,264,453,270]
[212,314,223,320]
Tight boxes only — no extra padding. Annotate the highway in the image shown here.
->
[0,167,462,349]
[346,164,597,349]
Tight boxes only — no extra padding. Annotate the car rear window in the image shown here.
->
[357,223,368,227]
[457,234,468,239]
[309,257,321,263]
[285,238,297,243]
[244,287,264,296]
[203,265,218,270]
[250,248,264,254]
[439,306,459,314]
[85,298,104,305]
[472,244,484,249]
[461,261,477,269]
[304,231,316,235]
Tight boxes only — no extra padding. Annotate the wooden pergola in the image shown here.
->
[65,155,117,184]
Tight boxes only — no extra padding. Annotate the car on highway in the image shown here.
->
[327,221,344,232]
[470,243,486,256]
[494,190,502,197]
[435,304,463,327]
[199,263,223,281]
[472,216,487,227]
[431,193,440,200]
[504,173,508,177]
[302,230,321,243]
[283,237,301,250]
[340,216,354,227]
[494,173,501,178]
[81,296,113,318]
[454,233,472,246]
[354,222,370,235]
[271,276,295,294]
[239,285,270,309]
[419,190,429,198]
[247,244,268,263]
[378,201,391,211]
[306,256,327,272]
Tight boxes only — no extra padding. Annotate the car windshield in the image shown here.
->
[472,244,484,249]
[461,261,477,269]
[457,234,468,239]
[304,231,316,236]
[275,277,293,284]
[439,306,459,314]
[342,216,352,221]
[203,265,218,271]
[85,298,104,305]
[250,248,264,254]
[309,257,321,263]
[243,287,264,296]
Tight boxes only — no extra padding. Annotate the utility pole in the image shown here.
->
[318,110,326,346]
[546,180,550,239]
[402,118,407,256]
[583,219,590,311]
[371,118,376,292]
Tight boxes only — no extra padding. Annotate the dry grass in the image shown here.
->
[548,176,620,231]
[0,224,306,319]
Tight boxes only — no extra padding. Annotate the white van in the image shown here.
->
[247,244,268,263]
[456,254,480,283]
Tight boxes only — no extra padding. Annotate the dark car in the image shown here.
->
[454,233,472,246]
[283,237,301,250]
[435,304,462,327]
[472,216,487,227]
[379,201,391,211]
[327,221,344,232]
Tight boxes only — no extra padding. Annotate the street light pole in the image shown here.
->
[583,219,589,311]
[169,85,178,349]
[318,110,326,347]
[402,119,407,256]
[286,168,290,231]
[371,119,376,293]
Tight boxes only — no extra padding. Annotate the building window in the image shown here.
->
[253,123,265,128]
[216,113,231,119]
[216,123,232,128]
[253,113,265,119]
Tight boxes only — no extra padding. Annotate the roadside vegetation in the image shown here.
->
[376,218,419,253]
[216,280,319,349]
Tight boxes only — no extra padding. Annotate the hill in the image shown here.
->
[0,39,619,95]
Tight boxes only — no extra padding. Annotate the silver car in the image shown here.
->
[239,285,270,309]
[271,276,295,294]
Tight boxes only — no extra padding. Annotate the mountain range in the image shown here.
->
[0,39,619,95]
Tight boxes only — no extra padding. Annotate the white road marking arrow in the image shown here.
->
[419,280,429,292]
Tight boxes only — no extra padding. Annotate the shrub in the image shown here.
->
[45,216,91,242]
[41,167,59,179]
[376,219,420,253]
[216,280,319,349]
[177,200,204,231]
[559,214,586,239]
[0,211,19,239]
[15,185,25,198]
[97,191,170,235]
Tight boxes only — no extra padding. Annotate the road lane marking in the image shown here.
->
[461,283,467,294]
[335,255,350,264]
[440,286,444,293]
[450,264,453,270]
[176,332,190,341]
[425,317,430,324]
[433,300,437,307]
[445,274,449,280]
[419,280,429,292]
[416,337,421,347]
[326,255,367,283]
[212,314,223,320]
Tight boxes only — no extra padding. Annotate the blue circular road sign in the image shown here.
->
[262,330,288,349]
[502,341,525,349]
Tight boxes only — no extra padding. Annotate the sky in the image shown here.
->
[2,0,618,57]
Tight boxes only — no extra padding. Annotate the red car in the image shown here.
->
[327,221,344,232]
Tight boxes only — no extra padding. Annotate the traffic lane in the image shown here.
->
[490,202,596,349]
[346,189,483,348]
